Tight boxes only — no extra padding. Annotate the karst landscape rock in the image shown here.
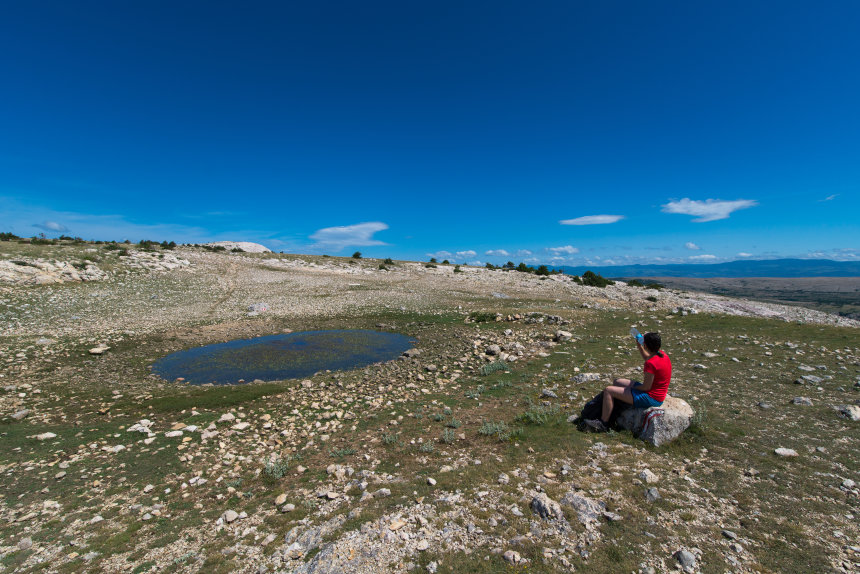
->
[0,241,857,574]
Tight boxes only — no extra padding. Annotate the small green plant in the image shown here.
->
[383,257,394,265]
[352,251,362,259]
[231,247,243,252]
[263,456,291,480]
[453,265,462,273]
[646,295,658,302]
[443,407,452,416]
[425,263,437,268]
[490,380,513,390]
[0,231,20,241]
[445,418,462,429]
[418,442,435,453]
[646,282,664,290]
[480,360,508,376]
[330,447,357,459]
[464,385,485,399]
[378,264,388,270]
[536,265,550,276]
[441,429,456,444]
[626,279,644,287]
[429,257,437,263]
[431,413,445,422]
[224,478,244,488]
[117,248,129,257]
[515,402,560,425]
[441,259,449,264]
[382,433,398,445]
[478,420,518,441]
[467,311,496,323]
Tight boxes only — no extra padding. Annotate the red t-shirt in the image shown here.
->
[644,352,671,402]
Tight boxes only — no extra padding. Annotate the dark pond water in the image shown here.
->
[151,330,415,385]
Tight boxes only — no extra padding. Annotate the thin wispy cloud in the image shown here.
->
[547,245,579,255]
[309,221,388,250]
[426,250,452,260]
[485,249,510,257]
[684,242,700,250]
[689,254,717,261]
[559,214,624,225]
[33,220,69,233]
[455,250,477,259]
[737,252,753,257]
[819,194,839,202]
[515,249,532,257]
[662,198,758,222]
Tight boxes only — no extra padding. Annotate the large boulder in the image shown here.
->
[616,396,694,446]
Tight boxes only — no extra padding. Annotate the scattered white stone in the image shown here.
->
[775,447,798,457]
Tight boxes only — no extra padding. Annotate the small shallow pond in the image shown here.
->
[151,329,415,385]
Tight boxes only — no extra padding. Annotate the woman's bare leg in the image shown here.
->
[601,384,635,423]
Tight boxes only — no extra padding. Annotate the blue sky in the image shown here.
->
[2,1,858,266]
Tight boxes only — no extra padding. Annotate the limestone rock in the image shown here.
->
[775,447,798,457]
[560,491,605,527]
[837,404,860,421]
[616,396,694,446]
[530,492,564,521]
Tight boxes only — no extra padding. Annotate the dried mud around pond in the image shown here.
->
[151,329,415,384]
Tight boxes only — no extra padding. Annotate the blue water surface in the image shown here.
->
[152,329,415,385]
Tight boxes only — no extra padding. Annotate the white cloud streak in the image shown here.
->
[33,220,69,233]
[455,250,477,259]
[309,222,388,250]
[547,245,579,255]
[661,198,758,222]
[559,214,624,225]
[485,249,510,257]
[689,254,717,261]
[684,242,700,250]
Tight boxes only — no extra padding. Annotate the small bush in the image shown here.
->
[352,251,362,259]
[480,361,508,376]
[382,433,398,445]
[431,413,445,422]
[646,282,664,290]
[515,402,560,426]
[441,429,456,444]
[263,456,291,480]
[383,258,394,265]
[453,265,462,273]
[626,279,644,287]
[330,447,357,459]
[0,232,20,241]
[467,311,496,323]
[445,418,462,429]
[464,385,485,399]
[479,420,518,442]
[646,295,658,302]
[418,442,435,453]
[425,263,437,268]
[441,259,449,264]
[378,264,388,270]
[117,248,129,257]
[581,270,614,288]
[536,265,550,276]
[429,257,437,263]
[104,243,120,251]
[231,247,243,253]
[31,237,56,245]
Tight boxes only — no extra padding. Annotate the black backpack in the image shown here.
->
[575,391,631,430]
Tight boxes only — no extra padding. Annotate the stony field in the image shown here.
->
[0,242,858,574]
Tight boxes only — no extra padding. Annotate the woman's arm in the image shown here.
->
[638,371,655,391]
[637,341,651,361]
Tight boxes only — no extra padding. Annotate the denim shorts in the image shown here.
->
[631,382,663,409]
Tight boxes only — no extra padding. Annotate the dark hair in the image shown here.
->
[643,332,663,357]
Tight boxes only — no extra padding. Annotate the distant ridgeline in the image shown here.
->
[553,259,860,278]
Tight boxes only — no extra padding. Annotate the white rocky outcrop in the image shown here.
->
[205,241,271,253]
[616,396,694,446]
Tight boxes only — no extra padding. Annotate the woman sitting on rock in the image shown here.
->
[586,332,671,432]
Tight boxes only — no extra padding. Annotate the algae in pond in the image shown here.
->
[151,329,414,385]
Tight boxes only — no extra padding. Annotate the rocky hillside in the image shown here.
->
[0,244,857,574]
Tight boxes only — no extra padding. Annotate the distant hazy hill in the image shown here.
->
[556,258,860,278]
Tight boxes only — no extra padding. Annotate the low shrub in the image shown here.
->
[626,279,644,287]
[480,361,509,376]
[478,420,519,442]
[515,402,560,425]
[467,311,496,323]
[263,456,291,480]
[581,270,614,288]
[441,429,456,444]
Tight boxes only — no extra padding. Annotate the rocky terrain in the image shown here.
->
[0,242,857,574]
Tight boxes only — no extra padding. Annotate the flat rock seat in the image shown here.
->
[616,396,694,446]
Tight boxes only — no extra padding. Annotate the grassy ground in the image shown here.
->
[1,245,858,573]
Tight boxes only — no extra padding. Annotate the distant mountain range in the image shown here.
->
[554,258,860,278]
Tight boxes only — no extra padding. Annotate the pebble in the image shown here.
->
[223,510,239,523]
[427,477,436,486]
[645,487,661,502]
